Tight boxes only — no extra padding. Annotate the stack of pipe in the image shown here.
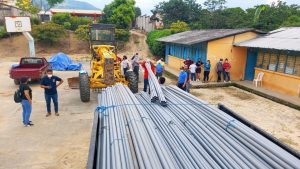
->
[145,61,167,106]
[94,84,300,169]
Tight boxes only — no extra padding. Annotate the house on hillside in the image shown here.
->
[158,29,263,82]
[0,2,30,24]
[38,9,103,22]
[235,27,300,97]
[135,13,164,32]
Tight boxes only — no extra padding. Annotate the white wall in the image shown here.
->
[135,15,155,33]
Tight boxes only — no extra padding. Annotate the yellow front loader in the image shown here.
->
[79,24,138,102]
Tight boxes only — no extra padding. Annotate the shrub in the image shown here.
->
[0,26,9,38]
[52,13,72,25]
[75,25,89,41]
[32,22,67,45]
[63,22,71,30]
[146,29,172,57]
[115,29,130,42]
[170,20,190,33]
[30,17,41,25]
[70,17,93,30]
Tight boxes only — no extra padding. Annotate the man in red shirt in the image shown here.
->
[222,58,232,82]
[140,60,155,92]
[183,57,193,68]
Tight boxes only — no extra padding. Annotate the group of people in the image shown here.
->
[19,69,63,127]
[177,57,232,92]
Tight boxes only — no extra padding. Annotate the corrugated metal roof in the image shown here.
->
[157,29,259,45]
[50,9,103,15]
[235,27,300,51]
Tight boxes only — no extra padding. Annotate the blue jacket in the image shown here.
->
[204,63,211,71]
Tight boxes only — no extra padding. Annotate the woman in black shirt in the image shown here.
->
[196,60,203,81]
[19,77,33,126]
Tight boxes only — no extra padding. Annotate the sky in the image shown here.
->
[81,0,300,15]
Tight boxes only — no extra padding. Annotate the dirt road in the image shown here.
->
[0,60,97,169]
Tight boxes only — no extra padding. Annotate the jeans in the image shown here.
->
[217,71,223,82]
[123,68,128,75]
[224,72,231,81]
[133,66,139,80]
[156,72,163,79]
[203,71,210,82]
[178,83,186,91]
[191,73,196,81]
[185,81,190,93]
[21,100,32,125]
[143,78,149,92]
[45,94,58,113]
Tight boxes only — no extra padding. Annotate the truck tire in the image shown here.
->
[14,79,19,85]
[79,73,90,102]
[125,71,138,93]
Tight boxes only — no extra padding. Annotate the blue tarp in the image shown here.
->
[48,53,82,71]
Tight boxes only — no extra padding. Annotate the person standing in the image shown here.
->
[223,58,232,82]
[131,53,140,80]
[121,55,130,75]
[41,69,64,117]
[203,60,211,83]
[140,60,155,92]
[189,61,197,81]
[183,57,192,68]
[19,77,33,126]
[196,59,203,81]
[177,67,187,91]
[216,59,223,82]
[184,64,191,93]
[155,61,164,79]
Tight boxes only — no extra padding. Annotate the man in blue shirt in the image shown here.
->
[41,69,64,117]
[203,60,211,83]
[177,67,188,91]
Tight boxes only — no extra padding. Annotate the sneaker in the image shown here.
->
[46,113,51,117]
[55,113,59,116]
[28,123,34,126]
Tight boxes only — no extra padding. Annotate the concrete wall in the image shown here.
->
[135,16,155,33]
[255,68,300,97]
[168,55,185,70]
[207,32,258,81]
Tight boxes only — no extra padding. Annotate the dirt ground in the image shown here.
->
[191,87,300,152]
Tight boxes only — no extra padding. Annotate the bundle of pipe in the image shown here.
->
[145,61,167,106]
[94,84,300,169]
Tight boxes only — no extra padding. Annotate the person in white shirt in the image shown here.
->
[121,55,130,75]
[189,62,197,81]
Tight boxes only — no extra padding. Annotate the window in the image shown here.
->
[21,58,43,64]
[256,51,263,68]
[262,51,270,70]
[285,55,296,74]
[268,53,278,71]
[277,53,286,73]
[294,56,300,76]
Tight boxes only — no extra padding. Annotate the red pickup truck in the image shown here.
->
[9,57,50,85]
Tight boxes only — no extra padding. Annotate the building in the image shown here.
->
[39,9,103,22]
[0,0,16,6]
[0,2,30,24]
[158,29,262,81]
[235,27,300,97]
[135,13,164,32]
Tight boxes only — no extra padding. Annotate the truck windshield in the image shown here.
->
[90,29,114,41]
[21,58,43,65]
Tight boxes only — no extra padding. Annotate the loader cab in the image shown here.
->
[89,24,116,47]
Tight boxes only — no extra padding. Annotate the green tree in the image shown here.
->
[51,13,72,25]
[170,21,190,33]
[16,0,40,15]
[135,7,142,17]
[156,0,202,26]
[282,15,300,27]
[102,0,136,29]
[203,0,227,11]
[146,29,172,57]
[75,25,89,41]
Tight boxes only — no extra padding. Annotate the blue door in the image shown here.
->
[245,48,258,80]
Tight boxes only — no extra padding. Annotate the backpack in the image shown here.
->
[14,89,22,103]
[156,63,163,73]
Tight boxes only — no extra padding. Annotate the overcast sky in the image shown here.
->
[81,0,300,15]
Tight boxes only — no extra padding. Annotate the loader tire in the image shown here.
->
[79,73,90,102]
[125,71,138,94]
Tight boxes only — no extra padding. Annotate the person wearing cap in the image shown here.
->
[41,69,64,117]
[19,77,34,127]
[140,59,155,92]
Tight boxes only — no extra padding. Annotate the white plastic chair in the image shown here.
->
[253,72,264,87]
